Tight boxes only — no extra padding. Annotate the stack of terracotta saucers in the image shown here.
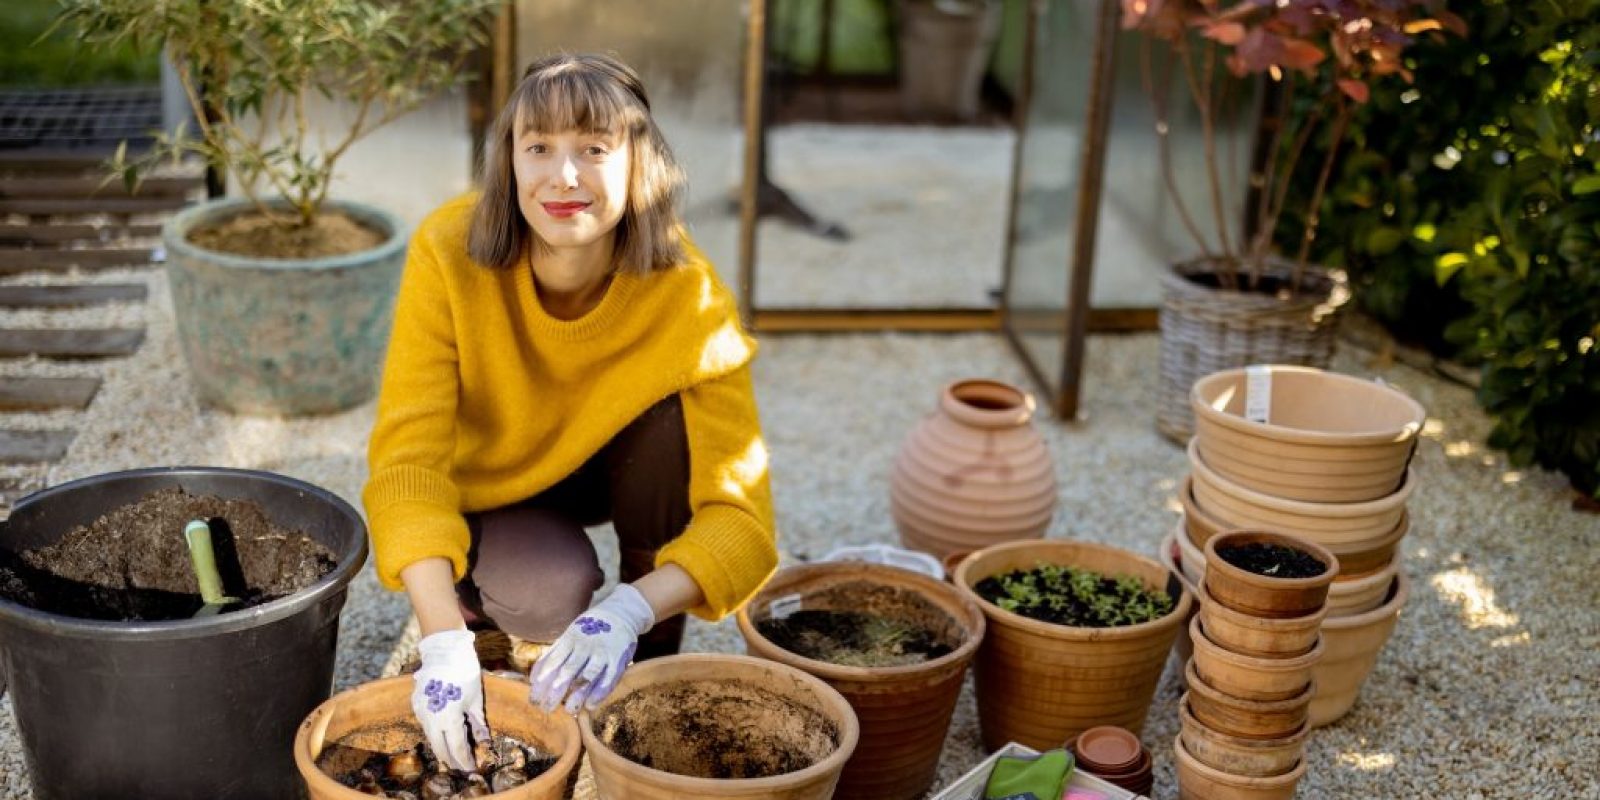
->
[1067,725,1153,796]
[1176,530,1336,799]
[1171,365,1422,726]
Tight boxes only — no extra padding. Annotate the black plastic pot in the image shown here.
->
[0,467,367,800]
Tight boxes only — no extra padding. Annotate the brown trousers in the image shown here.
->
[457,394,689,660]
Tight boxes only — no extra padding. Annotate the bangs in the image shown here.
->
[514,65,647,137]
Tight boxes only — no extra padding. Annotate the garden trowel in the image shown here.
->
[184,519,240,618]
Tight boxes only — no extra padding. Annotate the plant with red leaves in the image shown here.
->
[1120,0,1465,289]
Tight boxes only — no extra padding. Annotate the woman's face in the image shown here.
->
[512,126,631,254]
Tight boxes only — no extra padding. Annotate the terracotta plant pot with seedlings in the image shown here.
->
[1311,573,1411,727]
[1191,367,1427,504]
[0,467,366,800]
[1203,531,1339,619]
[1189,618,1323,702]
[295,674,581,800]
[579,653,859,800]
[1174,733,1308,800]
[1178,695,1309,779]
[736,561,985,800]
[952,539,1191,750]
[1183,661,1313,740]
[890,380,1058,559]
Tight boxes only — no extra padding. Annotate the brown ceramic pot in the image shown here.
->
[1174,733,1307,800]
[1312,573,1410,727]
[1326,554,1400,618]
[953,539,1191,750]
[294,675,581,800]
[1157,529,1201,668]
[1190,618,1323,702]
[1204,531,1339,619]
[1197,582,1326,658]
[1178,694,1308,778]
[736,562,985,800]
[1181,474,1228,548]
[891,379,1057,559]
[579,654,859,800]
[1190,366,1426,504]
[1184,660,1313,740]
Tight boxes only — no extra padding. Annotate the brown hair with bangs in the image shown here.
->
[469,52,686,273]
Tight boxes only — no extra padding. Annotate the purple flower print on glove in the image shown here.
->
[424,679,463,713]
[576,616,612,635]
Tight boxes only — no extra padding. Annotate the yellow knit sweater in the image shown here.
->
[362,194,776,620]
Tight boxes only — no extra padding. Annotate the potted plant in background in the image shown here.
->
[1121,0,1464,440]
[896,0,1003,122]
[54,0,500,414]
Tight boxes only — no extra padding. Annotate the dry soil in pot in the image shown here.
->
[754,581,958,667]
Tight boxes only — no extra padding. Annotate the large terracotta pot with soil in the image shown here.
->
[164,197,406,415]
[890,379,1057,559]
[952,539,1191,750]
[0,467,366,800]
[295,674,581,799]
[1191,366,1426,503]
[1311,573,1410,727]
[579,653,860,800]
[736,561,985,800]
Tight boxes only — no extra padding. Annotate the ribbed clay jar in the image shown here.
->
[891,379,1057,559]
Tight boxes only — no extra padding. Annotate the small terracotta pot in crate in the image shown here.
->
[1203,530,1339,619]
[1178,694,1308,778]
[1197,582,1326,658]
[1184,660,1312,740]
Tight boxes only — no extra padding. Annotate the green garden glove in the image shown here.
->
[984,748,1074,800]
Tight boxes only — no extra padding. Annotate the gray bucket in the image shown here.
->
[0,467,367,800]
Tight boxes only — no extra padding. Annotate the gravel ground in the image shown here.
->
[1,262,1597,799]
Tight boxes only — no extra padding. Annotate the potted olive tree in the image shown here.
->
[54,0,500,414]
[1120,0,1464,440]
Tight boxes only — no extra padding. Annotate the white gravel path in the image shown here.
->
[1,261,1596,799]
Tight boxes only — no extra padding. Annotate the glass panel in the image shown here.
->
[516,0,745,285]
[1093,30,1256,307]
[1003,0,1101,391]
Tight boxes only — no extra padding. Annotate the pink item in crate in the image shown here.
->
[1063,791,1107,800]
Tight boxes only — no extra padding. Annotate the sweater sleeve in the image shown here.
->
[655,364,779,620]
[361,222,471,591]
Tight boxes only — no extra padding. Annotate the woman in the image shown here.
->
[362,53,777,772]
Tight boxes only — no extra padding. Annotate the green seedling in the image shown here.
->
[184,519,239,618]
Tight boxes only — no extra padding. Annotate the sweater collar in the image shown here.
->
[516,257,640,341]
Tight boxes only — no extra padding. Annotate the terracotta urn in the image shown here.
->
[891,379,1057,559]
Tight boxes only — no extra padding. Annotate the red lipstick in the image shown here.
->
[541,201,589,219]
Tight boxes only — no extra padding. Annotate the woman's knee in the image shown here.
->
[466,505,604,641]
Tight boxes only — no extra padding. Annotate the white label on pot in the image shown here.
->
[769,593,802,620]
[1246,365,1272,424]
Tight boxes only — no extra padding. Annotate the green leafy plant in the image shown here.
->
[974,562,1175,628]
[52,0,501,228]
[1431,1,1600,497]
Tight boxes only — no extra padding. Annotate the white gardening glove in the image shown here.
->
[529,583,655,714]
[411,629,489,772]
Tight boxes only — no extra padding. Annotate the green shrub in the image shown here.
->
[1434,2,1600,497]
[0,0,158,87]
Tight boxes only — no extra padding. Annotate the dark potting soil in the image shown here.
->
[758,608,953,668]
[0,487,336,621]
[594,678,839,779]
[974,563,1175,628]
[1216,542,1327,579]
[317,724,556,796]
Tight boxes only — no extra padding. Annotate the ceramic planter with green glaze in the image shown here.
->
[163,198,407,415]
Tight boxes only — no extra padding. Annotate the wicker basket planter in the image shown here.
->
[736,562,985,800]
[952,540,1191,750]
[1157,260,1347,443]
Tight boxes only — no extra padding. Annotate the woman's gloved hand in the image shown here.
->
[529,583,655,714]
[410,629,489,771]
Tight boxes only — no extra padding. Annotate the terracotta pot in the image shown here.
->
[1191,366,1425,503]
[1312,573,1410,727]
[736,562,985,800]
[1190,618,1323,702]
[1174,733,1307,800]
[579,654,859,800]
[1181,475,1228,548]
[1203,531,1339,619]
[953,539,1192,750]
[1184,660,1312,740]
[942,550,972,582]
[1178,694,1308,778]
[294,675,581,800]
[1174,516,1206,587]
[1189,439,1414,548]
[1197,582,1327,658]
[1188,473,1407,577]
[1326,553,1400,618]
[1156,530,1201,668]
[891,380,1058,559]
